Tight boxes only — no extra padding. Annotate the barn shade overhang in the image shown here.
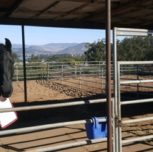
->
[0,0,153,29]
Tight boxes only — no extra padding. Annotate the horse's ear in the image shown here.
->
[5,38,12,52]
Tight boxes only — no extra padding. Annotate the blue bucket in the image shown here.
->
[85,117,107,139]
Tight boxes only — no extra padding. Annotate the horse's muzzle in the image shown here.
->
[0,82,13,98]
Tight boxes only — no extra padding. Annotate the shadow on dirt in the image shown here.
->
[4,91,153,130]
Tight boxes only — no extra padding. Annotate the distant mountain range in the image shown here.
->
[12,43,89,57]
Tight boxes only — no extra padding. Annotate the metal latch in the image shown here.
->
[115,117,122,127]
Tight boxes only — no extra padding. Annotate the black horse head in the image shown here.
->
[0,38,14,98]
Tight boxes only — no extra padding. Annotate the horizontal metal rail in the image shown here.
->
[122,135,153,145]
[116,28,153,36]
[121,84,153,89]
[138,85,153,89]
[0,118,106,136]
[0,98,107,113]
[122,116,153,124]
[48,71,61,74]
[118,61,153,65]
[15,61,105,64]
[58,74,104,79]
[120,79,153,84]
[121,98,153,105]
[26,138,107,152]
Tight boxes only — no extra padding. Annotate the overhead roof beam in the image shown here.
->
[112,0,153,16]
[108,0,153,21]
[35,1,60,17]
[4,0,24,17]
[82,0,151,23]
[58,3,89,19]
[36,0,99,17]
[1,16,153,29]
[0,17,104,29]
[62,0,98,2]
[58,0,103,2]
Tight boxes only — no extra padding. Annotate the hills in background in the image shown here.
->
[12,43,89,58]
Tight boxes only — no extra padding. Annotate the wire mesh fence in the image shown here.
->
[120,63,153,97]
[13,61,106,96]
[13,61,153,97]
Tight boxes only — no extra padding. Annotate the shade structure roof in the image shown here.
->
[0,0,153,29]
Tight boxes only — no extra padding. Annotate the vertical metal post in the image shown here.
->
[101,65,103,92]
[75,63,77,78]
[105,0,113,152]
[21,25,27,103]
[117,63,122,152]
[136,65,139,96]
[99,61,101,78]
[113,28,118,152]
[47,62,50,80]
[113,27,118,152]
[16,64,19,81]
[61,64,63,84]
[79,66,82,89]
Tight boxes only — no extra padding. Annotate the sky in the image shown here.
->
[0,25,105,45]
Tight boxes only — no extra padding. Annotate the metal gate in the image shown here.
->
[113,28,153,152]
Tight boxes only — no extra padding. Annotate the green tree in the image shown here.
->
[118,36,153,61]
[28,54,42,62]
[12,52,19,62]
[84,40,105,61]
[46,54,84,64]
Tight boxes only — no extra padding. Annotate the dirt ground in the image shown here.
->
[10,78,104,103]
[11,80,72,103]
[1,80,152,152]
